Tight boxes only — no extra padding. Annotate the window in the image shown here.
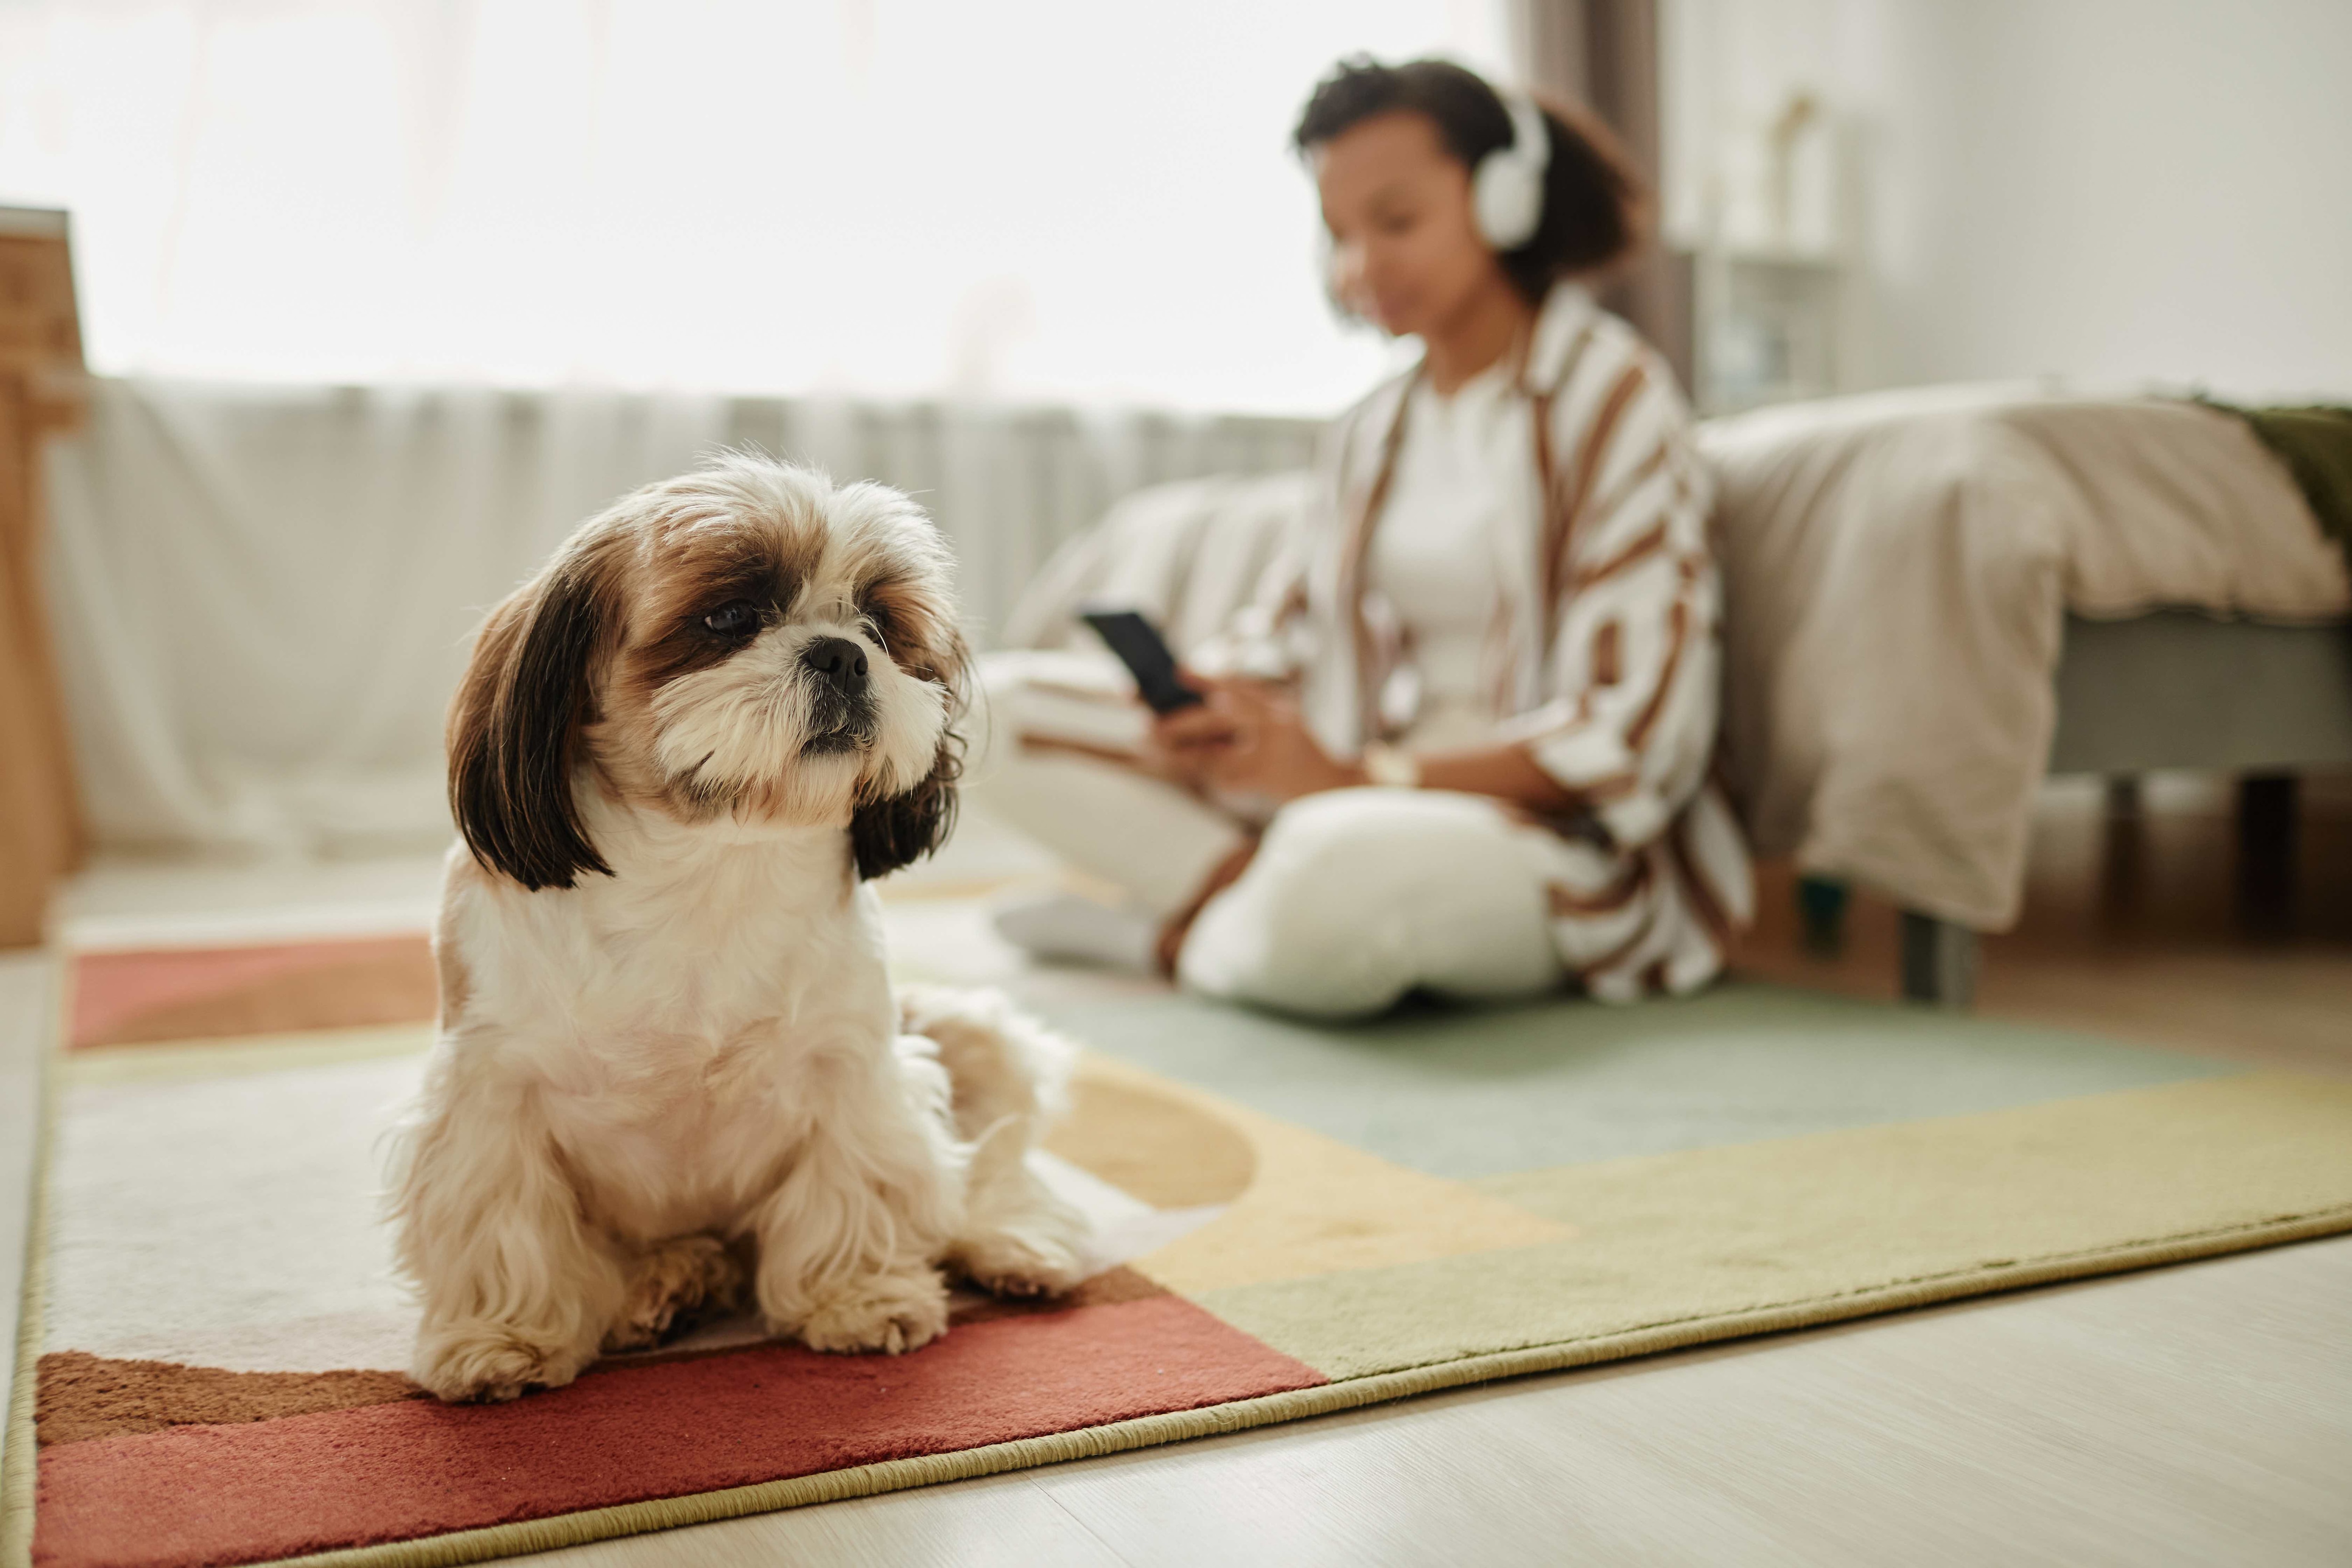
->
[0,0,1508,412]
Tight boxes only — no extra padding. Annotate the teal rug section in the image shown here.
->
[1027,982,2229,1180]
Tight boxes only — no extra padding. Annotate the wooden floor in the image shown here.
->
[1738,772,2352,1076]
[4,774,2349,1565]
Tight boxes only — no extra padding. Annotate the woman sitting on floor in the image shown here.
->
[975,56,1751,1017]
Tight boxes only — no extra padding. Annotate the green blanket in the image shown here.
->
[2201,398,2352,553]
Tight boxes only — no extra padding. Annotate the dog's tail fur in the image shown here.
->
[896,984,1090,1296]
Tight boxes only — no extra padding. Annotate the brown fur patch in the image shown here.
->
[618,519,824,696]
[431,876,473,1027]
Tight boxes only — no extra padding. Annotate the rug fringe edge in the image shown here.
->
[0,955,64,1568]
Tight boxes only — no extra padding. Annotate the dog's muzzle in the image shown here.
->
[801,637,876,753]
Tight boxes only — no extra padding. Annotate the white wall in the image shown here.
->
[1667,0,2352,400]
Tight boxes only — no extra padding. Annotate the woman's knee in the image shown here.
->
[1177,790,1535,1017]
[1260,786,1494,863]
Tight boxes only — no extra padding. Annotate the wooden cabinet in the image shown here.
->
[0,205,87,947]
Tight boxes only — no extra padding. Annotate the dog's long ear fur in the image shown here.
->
[851,736,961,881]
[448,556,615,891]
[851,623,969,881]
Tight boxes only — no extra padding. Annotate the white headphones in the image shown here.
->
[1473,91,1552,251]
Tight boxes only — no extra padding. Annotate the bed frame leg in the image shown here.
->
[1796,876,1850,956]
[2099,773,2146,923]
[2237,773,2298,935]
[1899,912,1978,1009]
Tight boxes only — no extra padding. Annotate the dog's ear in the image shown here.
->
[851,736,960,880]
[447,556,615,891]
[852,616,969,881]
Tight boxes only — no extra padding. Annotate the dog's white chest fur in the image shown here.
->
[445,813,897,1243]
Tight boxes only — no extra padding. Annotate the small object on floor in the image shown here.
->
[1796,876,1850,957]
[992,890,1159,972]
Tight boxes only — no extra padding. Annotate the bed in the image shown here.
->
[1007,386,2352,1006]
[1891,609,2352,1003]
[1700,387,2351,1003]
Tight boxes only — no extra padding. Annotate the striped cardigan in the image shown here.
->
[1216,284,1739,871]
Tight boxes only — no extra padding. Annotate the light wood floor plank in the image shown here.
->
[524,1468,1127,1568]
[0,954,53,1447]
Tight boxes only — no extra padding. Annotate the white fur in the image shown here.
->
[386,459,1089,1402]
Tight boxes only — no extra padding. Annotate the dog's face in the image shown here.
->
[448,457,969,890]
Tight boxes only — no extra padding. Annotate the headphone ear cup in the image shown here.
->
[1474,156,1542,251]
[1474,90,1553,253]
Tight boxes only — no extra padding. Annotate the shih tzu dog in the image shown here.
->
[388,454,1088,1403]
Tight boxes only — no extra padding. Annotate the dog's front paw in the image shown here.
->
[413,1320,591,1403]
[790,1268,950,1355]
[605,1234,745,1352]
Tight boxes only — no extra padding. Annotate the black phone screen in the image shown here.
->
[1080,609,1203,714]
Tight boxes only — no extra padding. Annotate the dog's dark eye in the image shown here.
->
[701,600,761,637]
[861,601,896,651]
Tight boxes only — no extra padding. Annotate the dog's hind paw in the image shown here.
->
[789,1268,950,1355]
[953,1226,1089,1298]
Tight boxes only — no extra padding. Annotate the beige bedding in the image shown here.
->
[1009,386,2351,934]
[1705,386,2348,930]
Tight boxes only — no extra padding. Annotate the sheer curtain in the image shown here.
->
[3,0,1516,857]
[0,0,1507,413]
[43,380,1321,854]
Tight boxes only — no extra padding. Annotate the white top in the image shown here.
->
[1367,354,1528,748]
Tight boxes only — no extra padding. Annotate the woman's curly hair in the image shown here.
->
[1294,56,1648,302]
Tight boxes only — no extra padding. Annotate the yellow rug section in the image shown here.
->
[1043,1062,1258,1209]
[1199,1072,2352,1378]
[1065,1054,1572,1295]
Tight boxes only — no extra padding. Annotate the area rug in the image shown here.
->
[11,941,2352,1568]
[67,936,437,1049]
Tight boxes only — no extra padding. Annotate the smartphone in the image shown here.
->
[1080,609,1203,714]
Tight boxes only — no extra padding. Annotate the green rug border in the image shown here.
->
[9,984,2352,1568]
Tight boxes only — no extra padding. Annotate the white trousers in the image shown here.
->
[969,651,1729,1018]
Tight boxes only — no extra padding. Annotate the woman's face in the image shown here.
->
[1313,110,1508,340]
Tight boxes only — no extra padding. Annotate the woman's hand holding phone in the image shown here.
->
[1149,674,1361,801]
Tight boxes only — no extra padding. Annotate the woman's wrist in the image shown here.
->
[1359,741,1420,789]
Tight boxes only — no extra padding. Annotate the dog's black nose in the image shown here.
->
[802,636,870,699]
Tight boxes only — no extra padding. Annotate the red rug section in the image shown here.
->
[34,1295,1325,1568]
[69,936,434,1048]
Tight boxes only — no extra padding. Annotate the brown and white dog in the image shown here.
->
[387,455,1088,1403]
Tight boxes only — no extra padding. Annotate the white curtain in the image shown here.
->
[43,378,1318,856]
